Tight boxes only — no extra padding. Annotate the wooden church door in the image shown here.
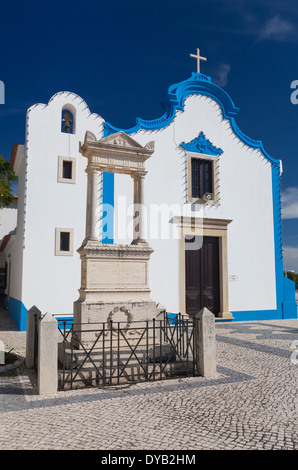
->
[185,236,220,317]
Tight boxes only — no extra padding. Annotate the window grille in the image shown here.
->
[191,158,213,198]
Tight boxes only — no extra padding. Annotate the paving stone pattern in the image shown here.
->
[0,308,297,450]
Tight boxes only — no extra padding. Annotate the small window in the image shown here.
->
[63,161,72,179]
[60,232,70,251]
[55,228,74,256]
[61,109,74,134]
[191,158,213,199]
[58,156,76,184]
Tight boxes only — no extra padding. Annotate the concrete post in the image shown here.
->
[26,305,41,368]
[194,307,217,378]
[38,312,58,395]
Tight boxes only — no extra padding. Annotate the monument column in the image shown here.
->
[85,167,98,242]
[133,171,147,244]
[132,174,139,243]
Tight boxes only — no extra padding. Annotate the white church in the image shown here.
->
[1,49,297,330]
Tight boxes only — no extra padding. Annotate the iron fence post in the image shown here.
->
[103,322,106,385]
[110,320,113,385]
[117,322,120,385]
[145,320,148,379]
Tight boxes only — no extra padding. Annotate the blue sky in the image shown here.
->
[0,0,298,270]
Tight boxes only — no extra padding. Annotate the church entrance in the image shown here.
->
[185,236,220,317]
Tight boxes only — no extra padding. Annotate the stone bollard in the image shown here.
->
[194,307,217,378]
[38,312,58,395]
[26,305,41,369]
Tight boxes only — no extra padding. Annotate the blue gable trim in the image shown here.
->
[104,72,278,166]
[164,73,239,119]
[104,73,281,167]
[181,131,223,156]
[230,120,280,166]
[104,73,240,136]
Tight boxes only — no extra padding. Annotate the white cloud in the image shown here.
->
[283,246,298,273]
[213,64,231,87]
[281,187,298,219]
[258,15,294,41]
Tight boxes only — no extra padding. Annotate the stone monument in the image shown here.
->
[73,130,163,346]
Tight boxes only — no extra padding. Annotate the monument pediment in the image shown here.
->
[100,131,144,149]
[80,130,155,175]
[82,130,154,152]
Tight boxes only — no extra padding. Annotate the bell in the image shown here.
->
[64,121,72,132]
[63,111,72,133]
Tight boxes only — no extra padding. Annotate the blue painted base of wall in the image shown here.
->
[231,308,297,322]
[4,295,297,331]
[6,297,27,331]
[282,301,298,319]
[282,276,298,319]
[230,277,297,322]
[168,307,297,323]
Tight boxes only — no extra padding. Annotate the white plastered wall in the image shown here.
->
[0,199,18,242]
[6,148,26,303]
[20,93,104,314]
[113,94,276,314]
[0,199,18,269]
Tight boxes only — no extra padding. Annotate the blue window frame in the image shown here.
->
[61,109,74,134]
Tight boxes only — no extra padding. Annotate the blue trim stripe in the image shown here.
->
[102,172,114,244]
[102,127,115,244]
[231,310,282,322]
[271,162,284,315]
[55,316,73,330]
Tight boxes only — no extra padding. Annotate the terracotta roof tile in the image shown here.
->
[0,235,11,252]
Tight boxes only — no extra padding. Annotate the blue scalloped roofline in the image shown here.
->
[104,72,280,166]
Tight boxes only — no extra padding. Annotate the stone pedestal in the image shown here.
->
[38,313,58,395]
[73,241,161,347]
[71,131,161,349]
[194,307,217,378]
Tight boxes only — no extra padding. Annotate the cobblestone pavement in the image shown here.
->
[0,308,297,450]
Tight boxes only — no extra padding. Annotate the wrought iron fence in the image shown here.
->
[58,313,197,390]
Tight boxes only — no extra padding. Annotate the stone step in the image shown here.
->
[58,359,195,390]
[58,341,195,390]
[57,341,190,368]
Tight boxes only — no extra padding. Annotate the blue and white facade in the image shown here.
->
[5,72,297,330]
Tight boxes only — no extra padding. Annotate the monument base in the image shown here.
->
[72,241,164,348]
[73,299,164,348]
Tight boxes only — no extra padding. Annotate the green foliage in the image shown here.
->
[0,156,17,209]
